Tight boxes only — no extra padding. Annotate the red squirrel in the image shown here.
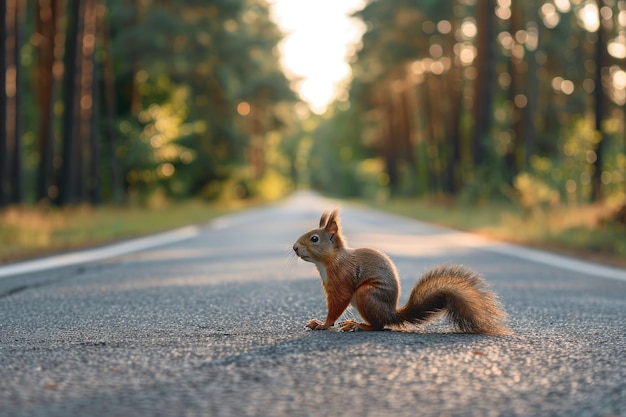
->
[292,209,511,334]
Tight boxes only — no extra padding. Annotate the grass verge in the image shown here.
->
[0,199,259,264]
[368,198,626,268]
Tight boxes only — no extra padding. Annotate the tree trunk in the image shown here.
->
[128,0,142,115]
[76,0,97,202]
[86,0,100,205]
[471,0,496,167]
[89,46,101,205]
[2,0,25,205]
[10,0,24,204]
[100,4,121,203]
[384,87,400,195]
[444,20,464,194]
[35,0,61,203]
[504,0,524,184]
[399,80,416,194]
[422,75,440,194]
[0,0,8,207]
[523,13,539,168]
[58,0,83,205]
[591,0,606,202]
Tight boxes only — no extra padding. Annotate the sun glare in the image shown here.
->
[270,0,366,114]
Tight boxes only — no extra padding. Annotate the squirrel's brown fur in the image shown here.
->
[292,209,511,334]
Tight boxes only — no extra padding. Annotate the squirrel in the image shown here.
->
[292,209,511,334]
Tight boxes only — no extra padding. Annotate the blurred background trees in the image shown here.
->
[0,0,624,211]
[1,0,296,207]
[310,0,625,209]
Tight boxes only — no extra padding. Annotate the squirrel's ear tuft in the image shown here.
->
[319,210,331,228]
[325,208,341,235]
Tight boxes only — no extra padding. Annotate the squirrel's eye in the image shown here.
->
[310,235,319,243]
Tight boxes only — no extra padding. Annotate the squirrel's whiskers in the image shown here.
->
[283,245,299,272]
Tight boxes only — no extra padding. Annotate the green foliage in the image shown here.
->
[458,139,510,204]
[308,105,376,197]
[512,120,625,209]
[512,172,560,216]
[9,0,297,207]
[311,0,625,214]
[111,0,296,202]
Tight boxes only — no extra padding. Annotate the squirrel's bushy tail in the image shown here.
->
[397,265,511,335]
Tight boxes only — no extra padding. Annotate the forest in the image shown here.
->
[1,0,625,218]
[1,0,296,207]
[310,0,625,210]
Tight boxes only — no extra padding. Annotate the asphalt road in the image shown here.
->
[1,192,625,417]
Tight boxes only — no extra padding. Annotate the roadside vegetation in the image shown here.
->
[0,199,260,263]
[369,197,626,268]
[3,189,624,267]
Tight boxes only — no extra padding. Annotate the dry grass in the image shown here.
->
[0,200,257,264]
[368,198,626,268]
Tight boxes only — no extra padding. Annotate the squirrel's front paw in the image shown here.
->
[306,319,330,330]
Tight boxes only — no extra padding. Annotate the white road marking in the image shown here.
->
[351,207,626,283]
[425,229,626,282]
[0,225,200,279]
[481,239,626,282]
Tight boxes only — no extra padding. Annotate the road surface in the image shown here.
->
[1,192,625,417]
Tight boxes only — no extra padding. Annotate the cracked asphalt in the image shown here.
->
[1,192,625,417]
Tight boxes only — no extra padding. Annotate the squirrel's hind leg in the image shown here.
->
[352,281,403,331]
[348,280,404,331]
[338,319,381,331]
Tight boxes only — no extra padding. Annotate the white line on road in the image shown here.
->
[447,231,626,282]
[484,241,626,282]
[358,207,626,283]
[0,225,200,279]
